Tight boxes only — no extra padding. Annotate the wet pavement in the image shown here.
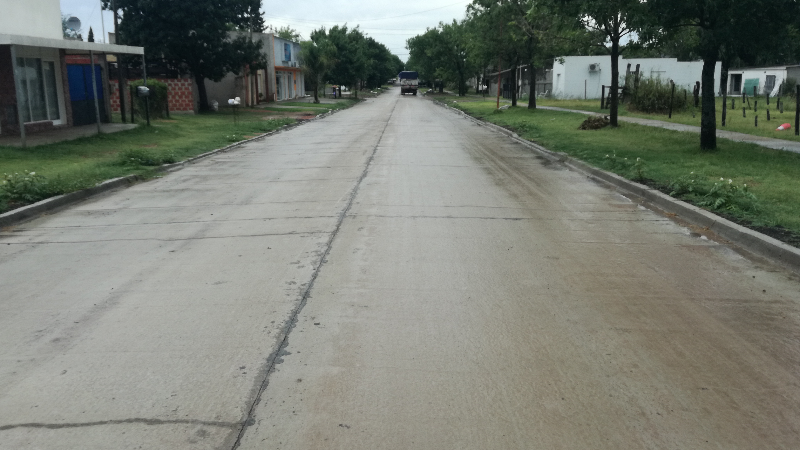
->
[1,87,799,449]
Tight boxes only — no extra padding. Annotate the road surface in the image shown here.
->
[1,88,799,449]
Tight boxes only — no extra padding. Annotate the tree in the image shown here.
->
[406,20,473,96]
[467,0,528,105]
[650,0,795,150]
[105,0,266,111]
[300,33,337,103]
[274,25,301,42]
[317,25,368,99]
[563,0,650,126]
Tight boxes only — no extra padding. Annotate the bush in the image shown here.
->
[602,153,647,181]
[115,148,177,166]
[668,174,759,212]
[627,75,689,114]
[1,171,49,204]
[129,79,169,119]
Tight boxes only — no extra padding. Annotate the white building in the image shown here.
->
[0,0,144,144]
[552,56,722,99]
[726,65,800,96]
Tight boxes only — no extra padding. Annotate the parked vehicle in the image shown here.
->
[399,71,418,95]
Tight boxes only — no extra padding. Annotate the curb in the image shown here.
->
[0,102,357,229]
[433,99,800,275]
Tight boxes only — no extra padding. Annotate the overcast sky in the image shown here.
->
[59,0,473,61]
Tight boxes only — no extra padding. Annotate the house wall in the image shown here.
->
[272,36,304,101]
[727,67,787,96]
[0,0,63,40]
[553,56,721,99]
[1,45,69,135]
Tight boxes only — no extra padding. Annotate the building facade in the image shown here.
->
[552,56,722,99]
[0,0,143,142]
[726,65,800,96]
[205,32,305,108]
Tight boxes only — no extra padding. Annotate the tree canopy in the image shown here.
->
[406,0,800,150]
[105,0,266,110]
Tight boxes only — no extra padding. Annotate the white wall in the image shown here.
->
[553,56,722,99]
[728,67,787,96]
[0,0,63,40]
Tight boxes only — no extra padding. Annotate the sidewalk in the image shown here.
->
[0,123,138,148]
[539,106,800,154]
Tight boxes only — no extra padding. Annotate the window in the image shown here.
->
[15,58,60,123]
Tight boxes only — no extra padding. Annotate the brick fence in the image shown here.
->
[109,78,196,114]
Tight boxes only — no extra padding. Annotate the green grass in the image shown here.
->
[535,97,800,143]
[440,97,800,245]
[0,109,295,213]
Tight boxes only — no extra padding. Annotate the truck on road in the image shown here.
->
[399,71,419,95]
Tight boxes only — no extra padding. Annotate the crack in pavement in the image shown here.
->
[0,418,239,432]
[228,100,399,450]
[0,231,328,244]
[343,214,667,222]
[11,216,340,230]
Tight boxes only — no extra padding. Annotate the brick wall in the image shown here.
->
[109,78,196,114]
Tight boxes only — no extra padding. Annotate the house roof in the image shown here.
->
[0,34,144,55]
[728,64,800,72]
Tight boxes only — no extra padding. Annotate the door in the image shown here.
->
[67,64,105,126]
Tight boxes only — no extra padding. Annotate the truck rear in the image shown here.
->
[399,71,419,95]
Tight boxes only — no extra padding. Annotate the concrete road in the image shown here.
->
[1,88,799,449]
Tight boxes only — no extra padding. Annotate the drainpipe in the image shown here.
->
[90,50,102,134]
[9,46,27,147]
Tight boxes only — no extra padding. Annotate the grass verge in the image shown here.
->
[535,97,800,143]
[0,109,295,213]
[439,97,800,247]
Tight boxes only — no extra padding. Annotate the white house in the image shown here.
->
[726,65,800,96]
[0,0,144,145]
[552,56,722,99]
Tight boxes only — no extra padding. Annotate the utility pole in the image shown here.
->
[495,4,504,109]
[112,0,127,123]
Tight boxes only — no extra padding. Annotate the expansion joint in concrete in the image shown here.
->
[228,100,399,450]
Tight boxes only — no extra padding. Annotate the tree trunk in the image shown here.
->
[720,59,729,126]
[609,36,620,127]
[196,74,209,112]
[510,62,518,107]
[700,32,719,150]
[313,79,319,103]
[528,64,536,109]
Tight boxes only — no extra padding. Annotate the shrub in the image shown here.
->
[115,148,177,166]
[0,171,49,204]
[627,75,689,114]
[129,79,169,119]
[668,174,759,212]
[602,153,647,181]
